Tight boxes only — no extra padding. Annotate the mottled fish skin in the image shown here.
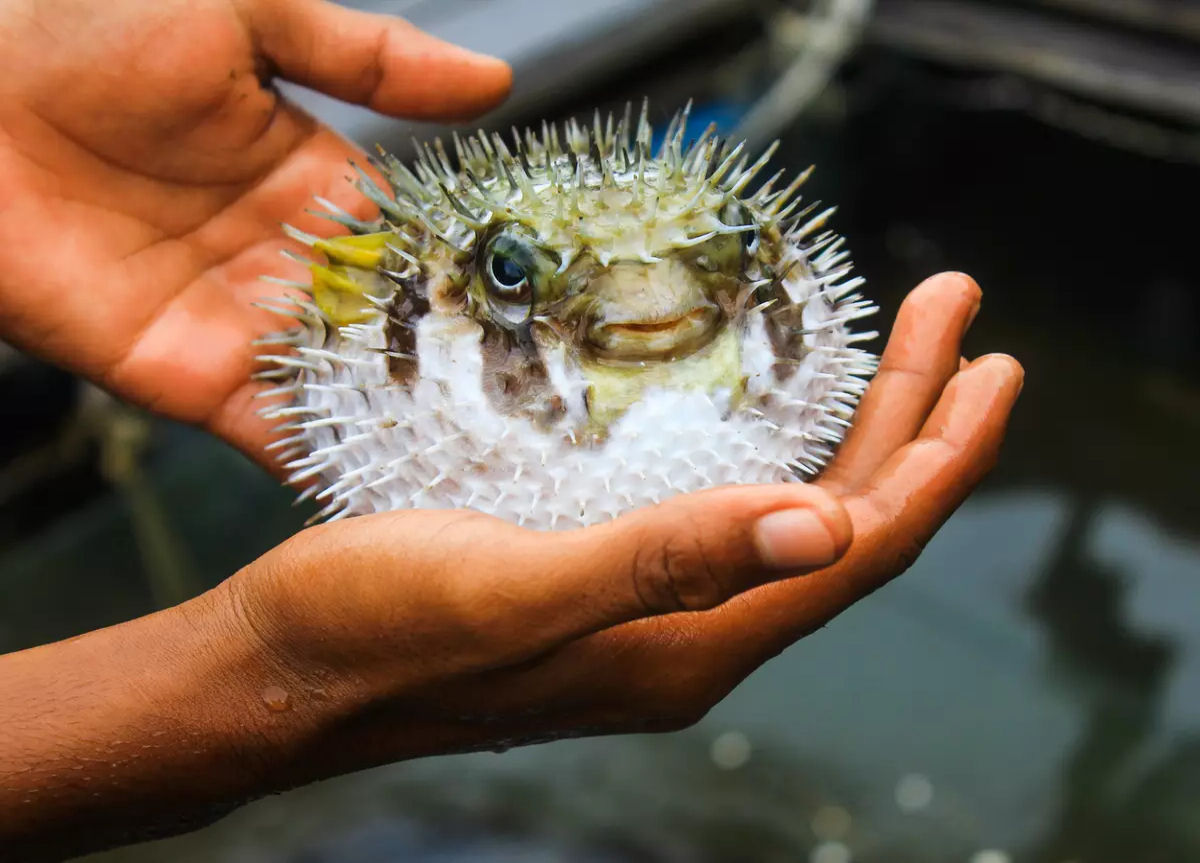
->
[256,102,878,526]
[383,275,429,385]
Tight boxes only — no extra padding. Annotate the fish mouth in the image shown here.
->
[588,306,722,361]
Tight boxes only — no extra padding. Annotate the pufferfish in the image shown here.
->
[256,103,878,528]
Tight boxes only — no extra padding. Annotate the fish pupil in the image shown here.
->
[490,254,526,291]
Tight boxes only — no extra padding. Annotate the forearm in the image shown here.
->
[0,582,349,860]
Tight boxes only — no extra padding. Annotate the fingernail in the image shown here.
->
[753,508,839,571]
[947,272,981,333]
[978,353,1025,394]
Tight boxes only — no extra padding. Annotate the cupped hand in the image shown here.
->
[0,0,1026,846]
[214,272,1022,786]
[0,0,509,461]
[0,273,1019,858]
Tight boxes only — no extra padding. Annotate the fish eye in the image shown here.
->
[487,251,529,299]
[482,232,539,327]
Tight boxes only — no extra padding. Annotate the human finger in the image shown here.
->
[449,483,853,665]
[819,272,981,495]
[244,0,512,121]
[723,352,1025,657]
[238,481,849,680]
[436,354,1022,726]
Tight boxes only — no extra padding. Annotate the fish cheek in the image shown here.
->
[385,274,431,385]
[479,324,567,429]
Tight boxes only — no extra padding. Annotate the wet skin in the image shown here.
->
[0,0,1021,858]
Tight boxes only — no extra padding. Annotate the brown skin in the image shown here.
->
[0,0,510,461]
[0,1,1024,859]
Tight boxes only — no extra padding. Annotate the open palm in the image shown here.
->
[0,0,510,463]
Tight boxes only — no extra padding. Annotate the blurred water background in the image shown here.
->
[2,1,1198,861]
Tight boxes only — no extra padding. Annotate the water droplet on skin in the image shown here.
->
[262,685,291,712]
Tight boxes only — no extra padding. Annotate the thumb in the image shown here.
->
[480,484,853,658]
[244,0,512,120]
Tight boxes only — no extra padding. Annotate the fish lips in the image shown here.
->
[586,303,723,362]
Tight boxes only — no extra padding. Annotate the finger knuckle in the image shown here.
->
[362,26,392,107]
[630,525,726,614]
[892,534,930,576]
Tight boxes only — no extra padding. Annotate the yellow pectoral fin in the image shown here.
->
[581,327,744,429]
[313,231,392,269]
[310,264,380,326]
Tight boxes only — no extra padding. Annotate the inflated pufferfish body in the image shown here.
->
[258,103,878,528]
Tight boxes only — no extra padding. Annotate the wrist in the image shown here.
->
[186,575,373,790]
[0,580,363,855]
